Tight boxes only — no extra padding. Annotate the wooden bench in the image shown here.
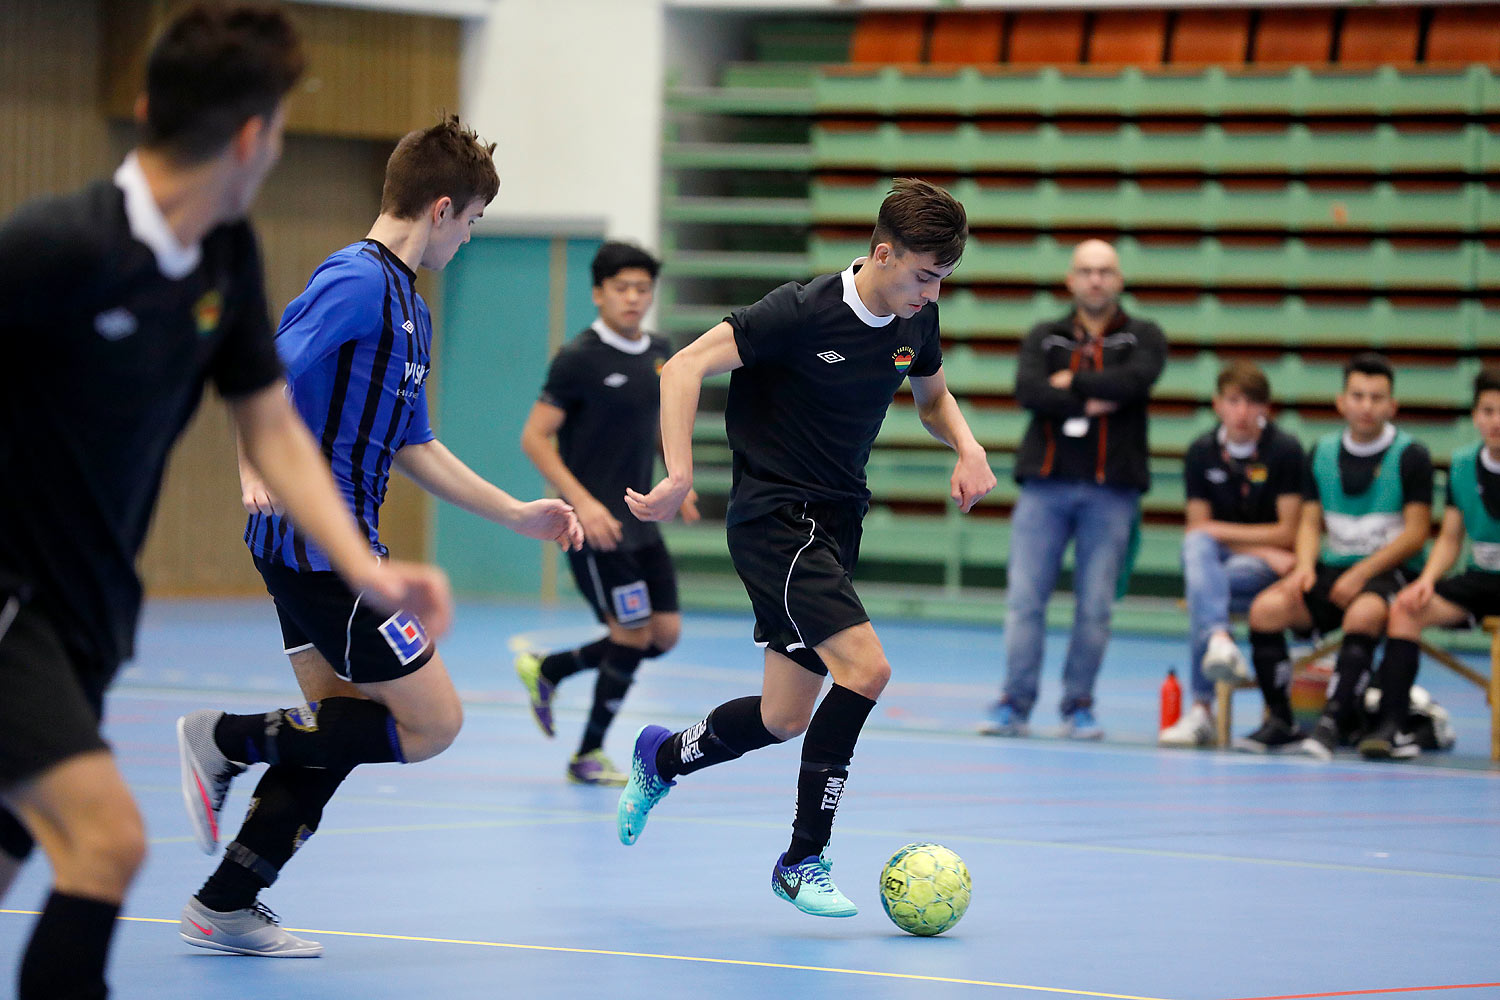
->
[1214,619,1500,761]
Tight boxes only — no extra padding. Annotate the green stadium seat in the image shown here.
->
[1149,408,1220,454]
[936,345,1017,395]
[1152,352,1224,400]
[660,195,812,226]
[662,141,814,172]
[663,249,810,281]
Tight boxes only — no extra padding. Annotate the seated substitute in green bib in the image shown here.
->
[1240,353,1433,760]
[1358,366,1500,760]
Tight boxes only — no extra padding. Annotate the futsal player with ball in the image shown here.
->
[620,179,995,917]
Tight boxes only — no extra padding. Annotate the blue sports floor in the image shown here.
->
[3,598,1498,999]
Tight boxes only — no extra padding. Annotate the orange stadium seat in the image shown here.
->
[1338,7,1421,68]
[1169,9,1251,68]
[1088,10,1168,68]
[1253,7,1335,67]
[849,13,927,65]
[1426,4,1500,66]
[1005,10,1086,66]
[928,12,1005,66]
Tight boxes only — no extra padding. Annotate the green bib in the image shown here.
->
[1447,442,1500,574]
[1314,429,1413,568]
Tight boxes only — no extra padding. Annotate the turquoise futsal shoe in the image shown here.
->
[617,724,674,845]
[771,853,858,917]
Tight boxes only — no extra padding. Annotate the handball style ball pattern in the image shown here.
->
[878,843,971,936]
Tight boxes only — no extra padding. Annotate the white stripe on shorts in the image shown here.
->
[782,504,817,652]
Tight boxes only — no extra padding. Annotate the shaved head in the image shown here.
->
[1066,238,1124,321]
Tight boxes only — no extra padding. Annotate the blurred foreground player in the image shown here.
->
[0,7,452,997]
[620,179,995,917]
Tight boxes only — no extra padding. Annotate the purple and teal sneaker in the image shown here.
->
[617,724,674,845]
[514,652,555,737]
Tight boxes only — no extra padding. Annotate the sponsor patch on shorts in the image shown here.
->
[611,581,651,624]
[378,610,430,665]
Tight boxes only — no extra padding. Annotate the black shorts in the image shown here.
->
[0,592,112,786]
[254,556,435,684]
[726,501,870,676]
[567,539,679,628]
[1434,570,1500,627]
[1304,561,1410,634]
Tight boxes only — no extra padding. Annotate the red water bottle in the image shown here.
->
[1160,669,1182,730]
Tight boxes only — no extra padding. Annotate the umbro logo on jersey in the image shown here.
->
[604,373,628,388]
[94,308,138,341]
[1206,468,1229,484]
[402,320,415,334]
[817,351,845,364]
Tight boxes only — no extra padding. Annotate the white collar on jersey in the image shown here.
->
[592,317,651,355]
[841,259,895,328]
[114,152,201,281]
[1217,417,1266,460]
[1342,422,1397,458]
[1481,446,1500,475]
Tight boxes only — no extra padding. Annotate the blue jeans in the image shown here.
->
[1001,480,1140,717]
[1180,530,1281,702]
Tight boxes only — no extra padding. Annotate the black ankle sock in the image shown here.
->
[657,696,780,781]
[1376,637,1421,724]
[1250,630,1293,725]
[540,638,610,686]
[19,891,118,1000]
[213,698,404,769]
[786,685,877,864]
[578,644,644,756]
[1326,632,1379,731]
[0,805,33,862]
[197,764,353,912]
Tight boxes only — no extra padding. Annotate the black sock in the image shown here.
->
[540,638,610,687]
[1250,630,1293,725]
[657,696,780,781]
[196,764,353,913]
[0,805,33,863]
[1376,637,1421,725]
[786,685,877,865]
[1326,632,1378,732]
[578,643,644,756]
[642,643,667,659]
[213,698,404,769]
[19,891,118,1000]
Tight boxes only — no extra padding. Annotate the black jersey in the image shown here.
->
[723,263,942,526]
[1184,421,1304,524]
[0,160,282,667]
[541,322,671,550]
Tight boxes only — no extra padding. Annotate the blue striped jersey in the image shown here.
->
[246,240,435,571]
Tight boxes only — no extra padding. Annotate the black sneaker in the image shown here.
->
[1298,717,1339,762]
[1358,719,1421,760]
[1232,716,1302,754]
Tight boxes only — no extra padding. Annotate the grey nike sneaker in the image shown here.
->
[177,710,245,854]
[180,897,322,958]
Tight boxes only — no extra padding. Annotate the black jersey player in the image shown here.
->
[619,179,996,917]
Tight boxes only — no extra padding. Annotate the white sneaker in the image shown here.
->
[177,710,245,855]
[180,897,322,958]
[1201,633,1251,685]
[1158,703,1214,748]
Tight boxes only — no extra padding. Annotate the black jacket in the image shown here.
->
[1013,308,1166,492]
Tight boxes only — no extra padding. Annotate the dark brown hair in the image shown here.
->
[869,178,968,268]
[380,115,499,221]
[1474,365,1500,406]
[141,4,304,163]
[1215,360,1271,405]
[1344,351,1395,391]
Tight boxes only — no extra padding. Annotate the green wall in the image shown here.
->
[435,232,602,595]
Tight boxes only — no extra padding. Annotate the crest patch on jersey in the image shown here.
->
[284,701,320,732]
[379,610,430,665]
[655,358,666,376]
[611,581,651,624]
[1247,464,1268,484]
[193,290,222,336]
[892,347,915,373]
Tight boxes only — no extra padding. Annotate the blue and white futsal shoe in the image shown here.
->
[771,853,858,917]
[616,724,674,845]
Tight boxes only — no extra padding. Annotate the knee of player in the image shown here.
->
[402,703,464,761]
[74,812,147,882]
[1182,529,1215,556]
[1384,607,1421,639]
[846,656,892,699]
[761,705,811,742]
[649,618,681,653]
[1247,591,1284,631]
[1342,599,1388,636]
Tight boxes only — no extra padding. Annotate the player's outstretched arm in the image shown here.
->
[394,438,583,551]
[626,321,743,523]
[910,370,996,514]
[230,383,454,636]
